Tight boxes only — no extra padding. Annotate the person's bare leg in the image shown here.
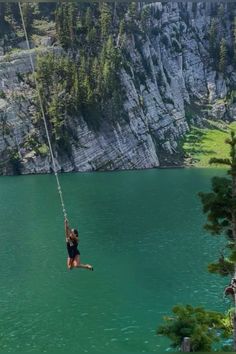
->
[73,255,93,270]
[67,257,74,270]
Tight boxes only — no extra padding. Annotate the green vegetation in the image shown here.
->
[182,121,236,167]
[0,90,6,99]
[228,90,236,105]
[34,35,122,134]
[22,131,50,158]
[33,2,123,146]
[55,3,76,49]
[37,144,49,157]
[157,305,231,351]
[208,5,236,70]
[0,3,57,42]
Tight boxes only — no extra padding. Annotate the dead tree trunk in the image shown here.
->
[181,337,191,352]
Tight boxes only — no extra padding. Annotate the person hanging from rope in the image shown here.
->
[65,219,93,271]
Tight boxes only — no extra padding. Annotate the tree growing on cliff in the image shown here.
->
[141,6,151,30]
[99,3,112,39]
[128,2,138,22]
[219,38,228,73]
[55,3,77,49]
[85,7,93,31]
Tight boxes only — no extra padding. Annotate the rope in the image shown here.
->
[18,2,67,220]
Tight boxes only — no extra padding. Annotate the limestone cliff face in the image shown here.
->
[0,2,236,175]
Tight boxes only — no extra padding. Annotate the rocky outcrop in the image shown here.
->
[0,2,236,175]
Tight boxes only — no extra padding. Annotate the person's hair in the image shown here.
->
[72,229,78,237]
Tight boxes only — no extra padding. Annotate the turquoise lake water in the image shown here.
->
[0,168,230,352]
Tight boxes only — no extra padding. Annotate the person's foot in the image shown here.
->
[87,265,93,271]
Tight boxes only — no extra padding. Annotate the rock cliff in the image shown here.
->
[0,2,235,174]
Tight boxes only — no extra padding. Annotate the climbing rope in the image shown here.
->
[18,2,67,220]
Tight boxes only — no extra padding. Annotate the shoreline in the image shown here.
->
[0,163,228,178]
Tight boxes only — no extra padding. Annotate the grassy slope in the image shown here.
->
[182,121,236,167]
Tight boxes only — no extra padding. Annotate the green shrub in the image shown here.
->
[0,90,6,99]
[37,144,49,156]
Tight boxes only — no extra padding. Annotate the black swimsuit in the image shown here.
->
[66,238,80,259]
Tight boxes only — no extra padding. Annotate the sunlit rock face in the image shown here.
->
[0,2,235,175]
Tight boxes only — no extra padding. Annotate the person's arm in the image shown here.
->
[65,219,70,239]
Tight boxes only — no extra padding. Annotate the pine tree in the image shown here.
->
[67,3,77,47]
[79,56,87,83]
[70,64,82,113]
[91,57,101,98]
[86,27,97,53]
[55,3,76,49]
[78,56,88,105]
[84,75,93,105]
[128,2,138,21]
[100,3,112,39]
[141,6,151,30]
[117,19,126,47]
[36,53,55,99]
[99,36,120,98]
[105,35,119,66]
[85,7,93,30]
[55,4,63,44]
[219,38,227,73]
[102,60,111,91]
[119,19,126,37]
